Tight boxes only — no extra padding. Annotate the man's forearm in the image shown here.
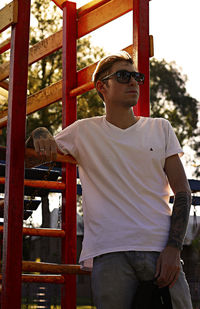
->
[167,191,191,250]
[25,135,44,168]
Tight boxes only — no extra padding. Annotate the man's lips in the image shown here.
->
[126,90,138,94]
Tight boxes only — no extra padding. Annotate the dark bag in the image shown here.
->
[133,280,173,309]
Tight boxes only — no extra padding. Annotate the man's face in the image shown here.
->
[99,61,140,108]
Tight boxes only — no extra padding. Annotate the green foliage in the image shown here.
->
[193,138,200,177]
[150,58,198,147]
[31,0,62,41]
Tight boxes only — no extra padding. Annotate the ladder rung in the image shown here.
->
[22,261,90,275]
[0,177,66,190]
[70,81,94,97]
[0,274,65,284]
[0,146,77,165]
[0,226,65,238]
[23,227,65,237]
[25,147,77,164]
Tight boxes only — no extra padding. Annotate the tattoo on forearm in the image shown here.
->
[167,191,191,250]
[32,127,50,139]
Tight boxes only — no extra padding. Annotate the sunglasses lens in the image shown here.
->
[134,72,144,84]
[116,71,131,83]
[116,71,144,84]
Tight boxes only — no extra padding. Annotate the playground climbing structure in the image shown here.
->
[0,0,153,308]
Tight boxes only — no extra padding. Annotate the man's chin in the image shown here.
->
[127,100,138,108]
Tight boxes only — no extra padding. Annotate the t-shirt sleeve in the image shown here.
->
[164,120,184,158]
[54,121,79,158]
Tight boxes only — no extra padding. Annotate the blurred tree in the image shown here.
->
[193,131,200,177]
[150,58,198,147]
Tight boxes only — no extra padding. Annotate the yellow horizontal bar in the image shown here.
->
[77,0,111,17]
[0,0,18,33]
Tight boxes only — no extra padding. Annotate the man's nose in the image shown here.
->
[129,75,138,86]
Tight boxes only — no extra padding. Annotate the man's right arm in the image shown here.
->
[25,127,58,168]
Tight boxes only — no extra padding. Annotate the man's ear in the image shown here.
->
[96,80,106,95]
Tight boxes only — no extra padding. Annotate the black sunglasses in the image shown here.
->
[101,70,145,85]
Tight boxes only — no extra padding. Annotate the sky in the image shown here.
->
[1,0,200,222]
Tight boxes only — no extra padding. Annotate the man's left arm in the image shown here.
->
[155,154,191,288]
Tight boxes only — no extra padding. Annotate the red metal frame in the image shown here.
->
[133,0,150,117]
[61,2,77,309]
[1,0,31,308]
[0,39,11,55]
[0,1,150,308]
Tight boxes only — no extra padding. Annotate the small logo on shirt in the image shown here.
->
[150,148,154,151]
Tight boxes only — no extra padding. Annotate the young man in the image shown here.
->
[26,51,192,308]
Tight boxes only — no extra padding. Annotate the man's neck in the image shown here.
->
[105,108,139,130]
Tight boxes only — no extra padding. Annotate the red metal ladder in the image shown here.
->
[0,0,152,308]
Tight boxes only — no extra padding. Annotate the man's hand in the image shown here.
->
[31,127,57,162]
[155,246,181,288]
[25,127,58,168]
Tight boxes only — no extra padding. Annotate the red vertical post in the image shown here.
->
[61,1,77,309]
[133,0,150,117]
[1,0,31,309]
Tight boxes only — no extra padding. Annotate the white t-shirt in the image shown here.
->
[55,116,183,262]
